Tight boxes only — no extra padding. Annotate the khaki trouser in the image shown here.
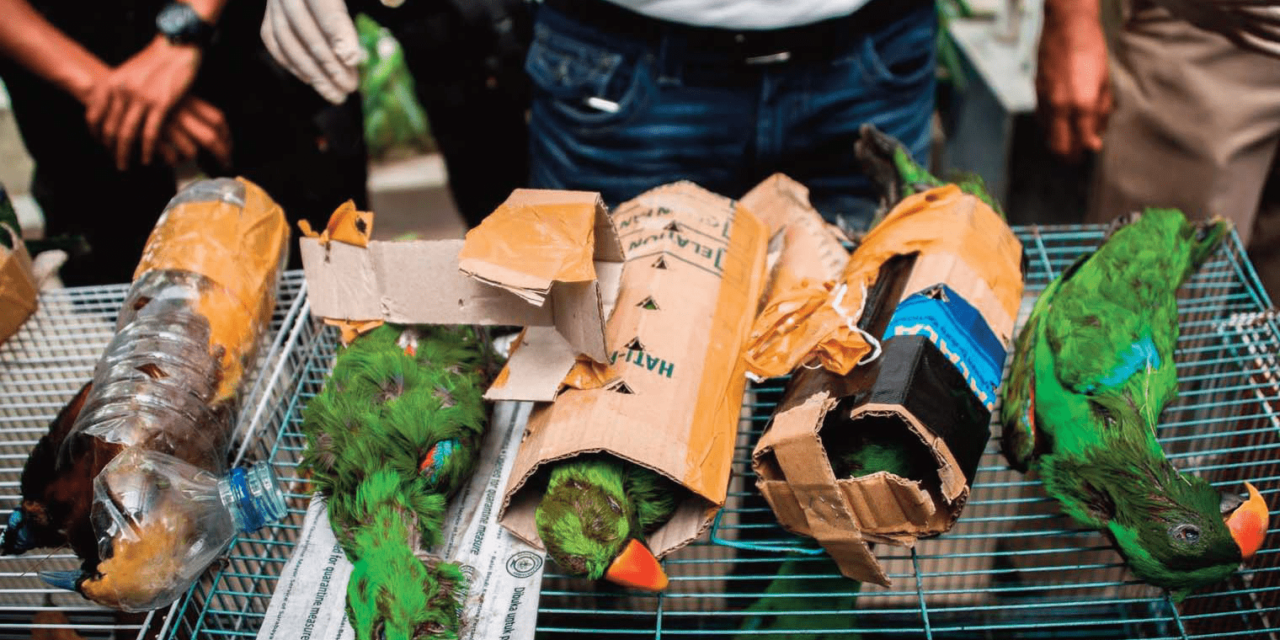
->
[1090,2,1280,301]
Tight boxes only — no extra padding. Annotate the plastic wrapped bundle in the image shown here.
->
[0,178,290,611]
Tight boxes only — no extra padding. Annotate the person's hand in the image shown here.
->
[83,37,202,170]
[1149,0,1280,58]
[157,96,232,167]
[261,0,362,104]
[1036,0,1112,161]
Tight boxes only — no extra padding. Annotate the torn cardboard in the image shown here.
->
[0,223,38,347]
[752,189,1025,586]
[741,174,849,285]
[300,190,622,401]
[498,181,770,559]
[744,185,1023,379]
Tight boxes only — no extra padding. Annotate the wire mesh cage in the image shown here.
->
[535,225,1280,639]
[27,225,1276,640]
[0,271,310,640]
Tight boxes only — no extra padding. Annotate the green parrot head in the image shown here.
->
[534,458,668,591]
[1084,435,1269,598]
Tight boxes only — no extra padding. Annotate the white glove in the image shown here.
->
[261,0,364,104]
[1148,0,1280,58]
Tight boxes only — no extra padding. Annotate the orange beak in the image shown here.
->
[1225,482,1269,560]
[604,539,668,592]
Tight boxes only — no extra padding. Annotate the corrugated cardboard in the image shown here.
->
[498,181,769,559]
[752,191,1025,586]
[741,174,849,284]
[744,185,1023,378]
[0,223,37,347]
[300,190,621,401]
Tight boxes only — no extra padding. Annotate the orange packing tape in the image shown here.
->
[133,178,289,400]
[458,201,599,286]
[299,200,373,248]
[744,185,1023,379]
[324,318,385,346]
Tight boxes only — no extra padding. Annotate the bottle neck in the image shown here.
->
[218,462,288,534]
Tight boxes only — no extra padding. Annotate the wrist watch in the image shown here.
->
[156,2,215,47]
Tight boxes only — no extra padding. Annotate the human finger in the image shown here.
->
[1046,108,1079,160]
[275,0,351,102]
[1074,108,1102,153]
[114,100,149,170]
[140,106,166,166]
[183,97,230,140]
[164,119,200,160]
[179,109,233,166]
[282,0,359,94]
[311,0,363,66]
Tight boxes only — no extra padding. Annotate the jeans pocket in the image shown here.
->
[525,25,652,130]
[858,8,938,91]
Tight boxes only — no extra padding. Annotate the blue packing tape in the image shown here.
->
[883,285,1006,411]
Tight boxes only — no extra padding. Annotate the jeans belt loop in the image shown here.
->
[656,30,685,85]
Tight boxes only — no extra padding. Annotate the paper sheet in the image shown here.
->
[256,401,545,640]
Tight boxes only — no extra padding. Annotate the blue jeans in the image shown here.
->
[526,0,937,232]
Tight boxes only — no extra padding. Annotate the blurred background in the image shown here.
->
[0,0,1095,248]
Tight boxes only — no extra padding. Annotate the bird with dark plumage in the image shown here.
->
[302,323,490,640]
[1000,208,1269,599]
[534,455,679,591]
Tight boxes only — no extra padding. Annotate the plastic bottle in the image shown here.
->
[32,178,291,612]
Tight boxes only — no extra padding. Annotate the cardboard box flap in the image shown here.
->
[302,238,552,325]
[484,326,578,402]
[302,190,622,365]
[499,181,770,560]
[458,190,617,303]
[0,224,37,347]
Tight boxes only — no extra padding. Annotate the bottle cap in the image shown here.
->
[219,462,288,534]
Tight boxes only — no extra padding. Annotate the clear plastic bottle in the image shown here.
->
[35,178,291,611]
[41,451,288,611]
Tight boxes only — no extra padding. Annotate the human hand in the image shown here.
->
[1036,0,1112,161]
[261,0,362,104]
[156,96,232,167]
[83,37,202,170]
[1149,0,1280,57]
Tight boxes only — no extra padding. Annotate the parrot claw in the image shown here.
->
[39,570,80,592]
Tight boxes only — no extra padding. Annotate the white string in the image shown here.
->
[830,281,883,366]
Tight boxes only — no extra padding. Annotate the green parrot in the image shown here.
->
[999,209,1270,599]
[534,455,681,591]
[302,324,490,640]
[854,123,1002,222]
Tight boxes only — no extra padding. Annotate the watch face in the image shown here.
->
[156,3,201,42]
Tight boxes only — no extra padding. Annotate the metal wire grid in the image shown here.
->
[133,225,1280,640]
[0,271,310,640]
[534,225,1280,639]
[164,306,332,640]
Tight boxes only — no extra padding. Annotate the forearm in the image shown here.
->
[1044,0,1101,23]
[185,0,229,25]
[0,0,108,102]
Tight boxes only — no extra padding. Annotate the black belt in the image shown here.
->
[541,0,921,64]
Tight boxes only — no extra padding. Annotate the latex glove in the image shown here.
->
[1036,0,1112,161]
[83,37,202,170]
[261,0,362,104]
[1148,0,1280,58]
